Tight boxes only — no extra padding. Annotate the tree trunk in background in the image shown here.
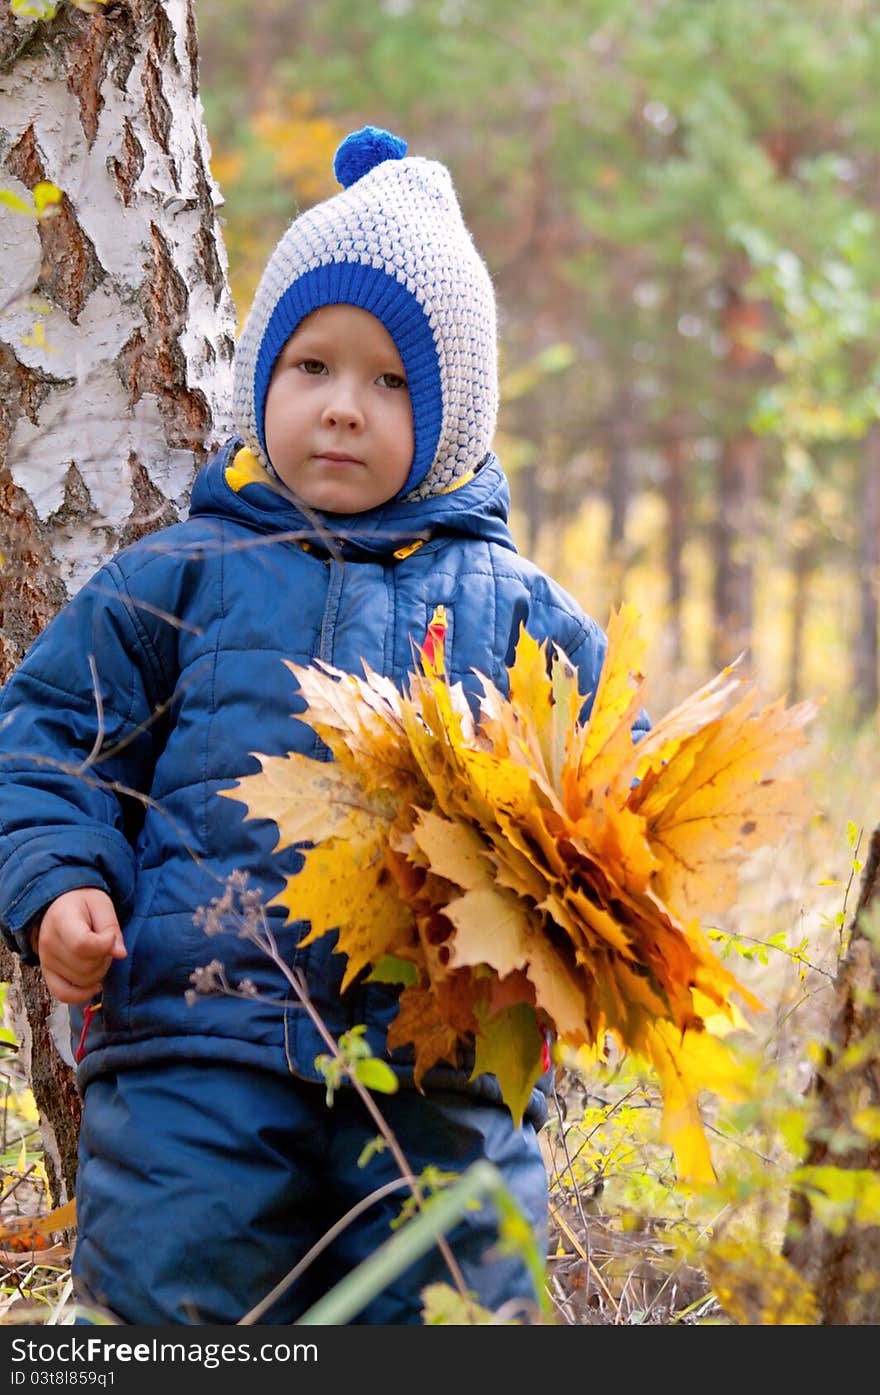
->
[853,425,879,720]
[663,425,689,668]
[0,0,236,1204]
[711,273,764,672]
[520,461,544,559]
[783,827,880,1323]
[606,382,635,608]
[786,534,814,704]
[712,429,759,670]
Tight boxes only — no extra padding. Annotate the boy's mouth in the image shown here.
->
[312,451,365,466]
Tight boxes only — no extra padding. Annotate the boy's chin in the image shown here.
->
[294,488,400,516]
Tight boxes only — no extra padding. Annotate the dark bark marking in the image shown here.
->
[65,12,111,147]
[142,50,174,154]
[111,116,145,206]
[119,455,180,546]
[117,223,211,451]
[5,125,104,324]
[184,0,200,98]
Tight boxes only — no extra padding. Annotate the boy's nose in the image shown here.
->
[321,391,364,431]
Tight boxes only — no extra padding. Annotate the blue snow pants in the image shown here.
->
[73,1062,548,1325]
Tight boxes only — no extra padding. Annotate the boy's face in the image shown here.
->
[264,304,414,513]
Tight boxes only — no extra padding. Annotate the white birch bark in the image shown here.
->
[0,0,237,1203]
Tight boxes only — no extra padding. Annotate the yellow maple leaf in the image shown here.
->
[222,751,394,849]
[275,839,412,990]
[633,689,817,922]
[635,1018,750,1184]
[570,601,647,794]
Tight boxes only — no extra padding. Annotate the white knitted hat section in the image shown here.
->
[232,156,498,499]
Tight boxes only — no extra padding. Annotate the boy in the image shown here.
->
[0,127,640,1324]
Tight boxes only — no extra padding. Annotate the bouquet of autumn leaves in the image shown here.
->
[224,603,816,1183]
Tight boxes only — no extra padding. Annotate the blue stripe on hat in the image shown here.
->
[253,261,443,498]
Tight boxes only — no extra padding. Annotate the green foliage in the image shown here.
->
[707,925,814,981]
[314,1023,399,1105]
[791,1165,880,1233]
[817,820,864,950]
[367,954,419,987]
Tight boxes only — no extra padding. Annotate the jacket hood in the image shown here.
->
[188,438,519,559]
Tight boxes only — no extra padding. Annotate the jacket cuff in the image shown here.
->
[3,918,40,967]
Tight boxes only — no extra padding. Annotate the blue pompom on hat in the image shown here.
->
[232,125,498,501]
[333,125,408,187]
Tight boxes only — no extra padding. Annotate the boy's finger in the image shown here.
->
[43,950,110,989]
[83,901,127,959]
[42,968,104,1006]
[86,925,126,960]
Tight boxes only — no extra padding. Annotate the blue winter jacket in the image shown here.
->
[0,439,634,1126]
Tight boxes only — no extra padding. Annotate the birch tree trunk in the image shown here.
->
[0,0,236,1204]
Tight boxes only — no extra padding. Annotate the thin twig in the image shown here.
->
[238,1176,411,1325]
[550,1082,617,1313]
[0,1162,38,1206]
[252,922,471,1301]
[77,654,105,773]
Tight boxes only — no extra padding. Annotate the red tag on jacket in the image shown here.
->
[421,604,447,671]
[75,1001,101,1063]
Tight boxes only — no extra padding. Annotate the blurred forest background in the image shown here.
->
[196,0,880,734]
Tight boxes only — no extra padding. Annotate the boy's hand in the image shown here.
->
[33,889,127,1005]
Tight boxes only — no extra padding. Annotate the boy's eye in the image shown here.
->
[379,372,407,390]
[299,359,327,375]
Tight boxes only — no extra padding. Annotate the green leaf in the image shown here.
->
[792,1165,880,1232]
[352,1057,399,1094]
[470,1002,545,1129]
[367,954,419,987]
[420,1283,496,1325]
[356,1134,387,1169]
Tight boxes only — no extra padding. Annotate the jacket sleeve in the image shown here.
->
[0,556,175,961]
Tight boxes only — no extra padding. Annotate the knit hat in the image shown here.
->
[231,125,499,501]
